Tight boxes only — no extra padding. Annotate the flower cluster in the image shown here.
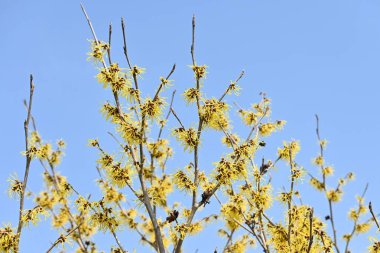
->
[172,127,199,151]
[88,40,109,60]
[200,98,229,130]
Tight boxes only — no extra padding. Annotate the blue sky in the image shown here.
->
[1,0,380,252]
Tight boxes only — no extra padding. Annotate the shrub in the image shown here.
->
[2,5,380,253]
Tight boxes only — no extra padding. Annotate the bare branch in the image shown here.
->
[170,108,185,129]
[121,17,132,69]
[107,22,112,65]
[369,202,380,231]
[191,15,195,65]
[80,4,100,43]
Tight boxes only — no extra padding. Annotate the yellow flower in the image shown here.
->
[356,223,371,233]
[7,176,23,199]
[88,40,109,61]
[252,184,272,211]
[35,191,58,209]
[30,131,41,144]
[88,139,99,147]
[183,88,200,104]
[190,64,207,79]
[259,123,276,136]
[200,98,229,130]
[277,192,292,203]
[174,224,189,239]
[320,139,328,148]
[214,158,247,185]
[148,176,173,206]
[277,140,300,161]
[313,155,324,166]
[21,205,48,226]
[233,139,256,159]
[226,80,241,96]
[147,139,171,161]
[172,128,199,151]
[90,209,119,232]
[140,97,165,119]
[130,65,145,77]
[346,172,355,181]
[97,153,114,169]
[348,208,359,221]
[225,235,255,253]
[221,195,247,230]
[0,226,18,253]
[107,163,132,188]
[103,185,125,203]
[173,170,195,192]
[75,196,92,213]
[159,76,172,88]
[369,240,380,253]
[221,133,240,148]
[309,177,324,191]
[326,189,342,202]
[117,121,143,144]
[188,222,203,235]
[322,166,334,176]
[239,110,258,126]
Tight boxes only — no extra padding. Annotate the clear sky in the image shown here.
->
[1,0,380,252]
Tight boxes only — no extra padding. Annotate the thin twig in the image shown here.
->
[369,202,380,231]
[121,17,133,69]
[190,15,195,66]
[111,230,127,253]
[157,90,176,142]
[46,223,82,253]
[16,74,35,242]
[170,108,185,129]
[222,230,235,253]
[80,4,100,43]
[219,70,245,102]
[107,22,112,65]
[153,64,176,101]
